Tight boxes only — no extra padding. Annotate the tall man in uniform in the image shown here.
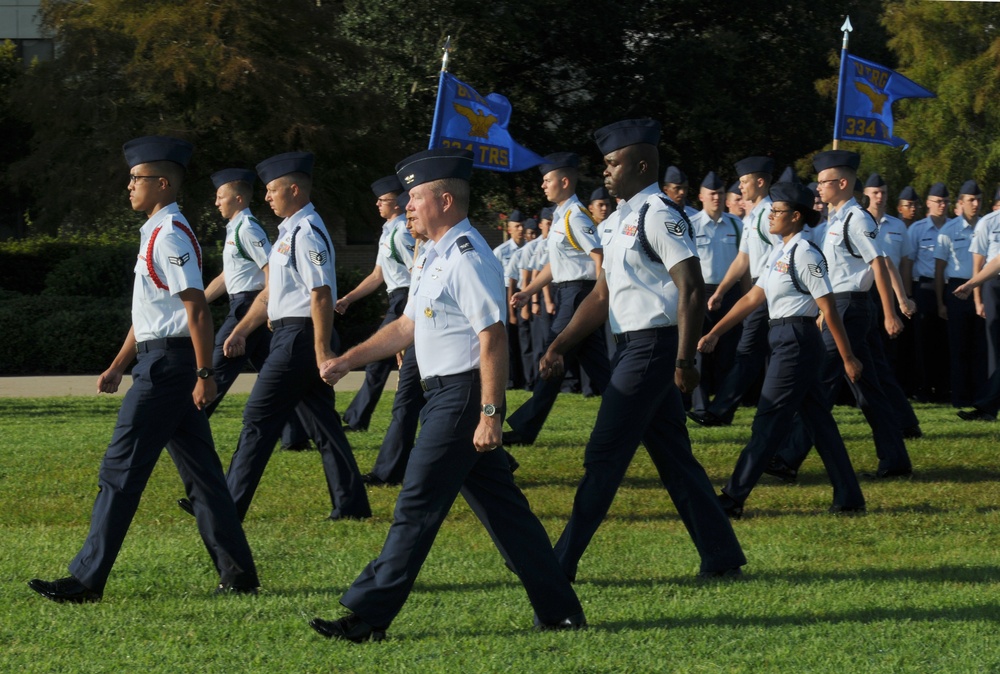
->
[310,148,585,642]
[687,156,777,427]
[970,189,1000,379]
[494,210,527,389]
[510,217,540,388]
[29,136,258,603]
[215,152,371,521]
[538,119,745,582]
[503,153,611,446]
[688,170,744,418]
[337,176,415,432]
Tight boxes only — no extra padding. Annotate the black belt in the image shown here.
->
[270,317,312,329]
[918,276,935,283]
[612,326,675,344]
[947,277,970,285]
[552,280,593,289]
[420,370,480,392]
[768,316,816,328]
[388,287,410,299]
[751,277,759,285]
[228,290,261,302]
[135,337,191,353]
[704,284,720,293]
[831,292,869,301]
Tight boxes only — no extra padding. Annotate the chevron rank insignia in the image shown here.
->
[864,228,877,239]
[168,253,190,267]
[665,221,686,237]
[308,250,328,265]
[456,236,475,255]
[252,239,265,247]
[808,262,826,278]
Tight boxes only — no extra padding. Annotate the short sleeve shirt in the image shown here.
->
[822,198,883,292]
[689,209,742,284]
[223,209,271,294]
[758,232,833,319]
[739,197,779,279]
[549,195,602,282]
[377,214,417,292]
[267,203,337,321]
[875,213,909,269]
[132,203,205,342]
[906,217,946,279]
[934,216,977,280]
[970,209,1000,262]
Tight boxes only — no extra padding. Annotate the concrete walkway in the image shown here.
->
[0,371,393,398]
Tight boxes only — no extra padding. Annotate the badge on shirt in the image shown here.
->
[308,250,328,265]
[457,236,475,255]
[808,262,827,278]
[169,253,190,267]
[276,241,291,256]
[666,221,686,237]
[253,239,265,247]
[424,307,434,317]
[623,224,638,237]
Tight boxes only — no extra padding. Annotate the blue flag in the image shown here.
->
[834,53,935,149]
[428,71,544,172]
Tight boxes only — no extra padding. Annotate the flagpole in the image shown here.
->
[428,36,452,150]
[832,16,853,151]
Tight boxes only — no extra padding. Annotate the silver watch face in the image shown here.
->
[482,404,497,417]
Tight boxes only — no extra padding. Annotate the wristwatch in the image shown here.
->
[675,359,697,370]
[481,403,501,417]
[196,367,215,379]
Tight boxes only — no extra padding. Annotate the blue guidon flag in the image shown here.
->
[834,53,935,149]
[429,71,544,172]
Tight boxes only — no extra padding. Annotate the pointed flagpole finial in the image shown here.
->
[441,35,452,72]
[841,16,853,50]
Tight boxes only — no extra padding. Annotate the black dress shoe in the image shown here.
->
[861,468,913,480]
[215,582,259,596]
[718,494,743,519]
[504,451,520,473]
[697,567,744,579]
[342,424,367,433]
[901,425,923,439]
[763,457,798,483]
[177,498,195,517]
[281,440,313,451]
[957,408,997,422]
[327,511,372,522]
[828,504,867,515]
[28,576,102,604]
[686,410,726,427]
[533,611,588,631]
[502,431,527,446]
[361,473,399,487]
[310,613,386,642]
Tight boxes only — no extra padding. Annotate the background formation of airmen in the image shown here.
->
[24,123,1000,642]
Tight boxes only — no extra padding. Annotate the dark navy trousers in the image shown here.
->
[691,285,743,415]
[340,374,582,628]
[983,277,1000,377]
[224,322,370,520]
[945,278,986,406]
[343,288,408,431]
[705,301,770,423]
[518,312,535,388]
[506,281,611,443]
[720,320,865,509]
[552,328,746,581]
[70,345,258,593]
[368,345,424,484]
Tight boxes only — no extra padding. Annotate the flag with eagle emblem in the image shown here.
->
[834,53,935,149]
[429,71,544,172]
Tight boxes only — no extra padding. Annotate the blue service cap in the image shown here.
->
[662,165,688,185]
[865,173,886,188]
[589,186,611,202]
[959,180,982,196]
[396,148,473,189]
[807,182,820,198]
[257,151,315,185]
[727,181,742,196]
[538,152,579,175]
[593,118,661,155]
[898,185,919,201]
[396,191,410,209]
[123,135,193,169]
[211,168,256,189]
[778,166,799,184]
[770,182,816,212]
[700,171,724,190]
[928,182,949,198]
[854,178,864,193]
[812,150,861,173]
[523,217,539,231]
[371,174,403,197]
[733,156,774,178]
[507,209,524,223]
[539,206,554,221]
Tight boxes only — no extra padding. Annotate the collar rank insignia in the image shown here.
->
[308,250,328,265]
[456,236,475,255]
[169,253,190,267]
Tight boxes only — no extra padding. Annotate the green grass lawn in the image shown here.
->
[1,390,998,673]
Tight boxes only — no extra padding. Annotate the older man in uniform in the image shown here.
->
[337,176,416,432]
[539,119,745,582]
[687,156,777,427]
[217,151,370,521]
[503,153,611,445]
[29,136,258,602]
[310,148,585,642]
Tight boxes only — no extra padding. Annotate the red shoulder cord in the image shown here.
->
[145,221,203,290]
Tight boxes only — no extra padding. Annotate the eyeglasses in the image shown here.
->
[816,178,841,187]
[927,198,949,206]
[129,175,165,184]
[769,208,793,216]
[376,197,397,204]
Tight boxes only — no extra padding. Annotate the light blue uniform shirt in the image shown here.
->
[600,183,698,334]
[823,198,883,292]
[970,209,1000,262]
[906,217,947,279]
[132,203,204,342]
[377,213,417,292]
[757,232,833,319]
[267,203,337,321]
[690,209,742,284]
[222,208,270,294]
[549,194,602,282]
[405,219,506,377]
[874,213,909,269]
[934,216,978,280]
[739,197,779,280]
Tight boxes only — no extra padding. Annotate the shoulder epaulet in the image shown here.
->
[456,235,475,255]
[146,220,201,290]
[787,240,829,294]
[636,195,693,264]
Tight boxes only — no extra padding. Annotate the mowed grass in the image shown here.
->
[0,389,998,673]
